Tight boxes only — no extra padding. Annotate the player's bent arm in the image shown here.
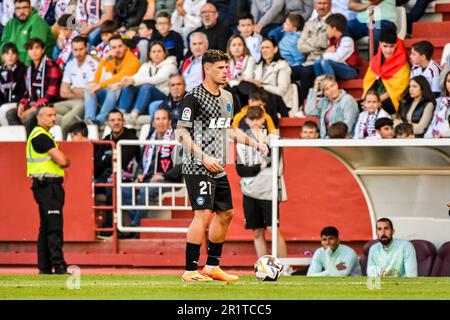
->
[175,127,206,160]
[48,148,71,168]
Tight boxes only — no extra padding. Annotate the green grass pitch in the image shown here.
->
[0,275,449,300]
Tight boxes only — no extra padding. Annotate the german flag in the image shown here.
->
[363,38,410,111]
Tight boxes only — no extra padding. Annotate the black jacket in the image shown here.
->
[94,127,141,181]
[114,0,148,29]
[154,31,185,66]
[0,62,26,105]
[193,21,232,52]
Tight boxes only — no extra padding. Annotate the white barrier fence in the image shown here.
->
[116,140,190,233]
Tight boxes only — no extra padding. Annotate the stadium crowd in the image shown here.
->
[0,0,448,140]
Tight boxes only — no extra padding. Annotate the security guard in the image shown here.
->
[26,104,71,275]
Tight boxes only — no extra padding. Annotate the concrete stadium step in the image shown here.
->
[412,21,450,38]
[404,37,448,62]
[140,218,191,239]
[435,3,450,21]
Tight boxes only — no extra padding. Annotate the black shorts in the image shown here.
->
[243,195,279,230]
[184,174,233,212]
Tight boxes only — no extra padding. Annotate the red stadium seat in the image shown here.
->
[359,239,378,276]
[430,241,450,277]
[410,240,437,277]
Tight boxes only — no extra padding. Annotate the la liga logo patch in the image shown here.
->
[181,107,191,121]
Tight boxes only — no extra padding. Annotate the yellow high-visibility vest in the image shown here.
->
[26,126,64,178]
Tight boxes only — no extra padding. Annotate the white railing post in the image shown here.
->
[271,144,279,258]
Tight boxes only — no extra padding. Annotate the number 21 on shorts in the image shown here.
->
[199,181,212,195]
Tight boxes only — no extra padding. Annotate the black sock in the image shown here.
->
[185,242,201,271]
[206,241,223,266]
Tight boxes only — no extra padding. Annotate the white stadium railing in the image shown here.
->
[116,140,190,234]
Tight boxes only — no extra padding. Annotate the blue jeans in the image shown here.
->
[347,19,396,53]
[118,84,167,114]
[88,27,101,46]
[148,100,164,118]
[84,88,120,125]
[267,25,285,44]
[313,59,358,80]
[122,177,174,227]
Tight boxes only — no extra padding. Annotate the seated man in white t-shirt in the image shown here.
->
[54,36,98,138]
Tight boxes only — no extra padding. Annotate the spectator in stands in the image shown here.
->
[440,46,450,91]
[54,36,98,139]
[0,43,26,126]
[135,19,156,63]
[348,0,397,53]
[362,28,410,115]
[353,90,391,139]
[171,0,206,47]
[91,20,116,61]
[84,35,141,125]
[117,41,178,124]
[226,34,256,88]
[76,0,115,46]
[425,71,450,138]
[409,40,441,98]
[396,0,431,36]
[305,75,359,138]
[236,38,291,120]
[6,38,61,134]
[114,0,147,33]
[51,0,76,36]
[0,0,56,65]
[237,13,263,63]
[235,105,289,266]
[310,0,356,21]
[328,122,349,139]
[261,0,313,43]
[314,13,361,81]
[395,75,435,138]
[278,14,305,68]
[53,14,77,69]
[154,11,184,65]
[233,90,276,134]
[123,108,182,229]
[191,3,232,52]
[251,0,285,37]
[34,0,58,26]
[367,218,417,277]
[394,122,414,139]
[220,0,250,30]
[94,109,140,235]
[1,0,18,30]
[307,226,360,276]
[293,0,332,106]
[369,117,394,139]
[181,32,208,92]
[67,121,89,141]
[148,74,187,127]
[300,120,320,139]
[144,0,177,20]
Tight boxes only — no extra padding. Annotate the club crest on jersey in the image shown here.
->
[209,117,231,128]
[196,196,205,206]
[226,103,232,113]
[181,108,191,121]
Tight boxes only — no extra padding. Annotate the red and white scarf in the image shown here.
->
[227,56,245,81]
[76,0,101,25]
[57,31,79,67]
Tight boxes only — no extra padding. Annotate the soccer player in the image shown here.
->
[176,49,269,282]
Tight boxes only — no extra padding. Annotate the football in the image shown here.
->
[254,255,284,281]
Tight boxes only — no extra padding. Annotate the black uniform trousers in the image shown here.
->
[31,178,66,271]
